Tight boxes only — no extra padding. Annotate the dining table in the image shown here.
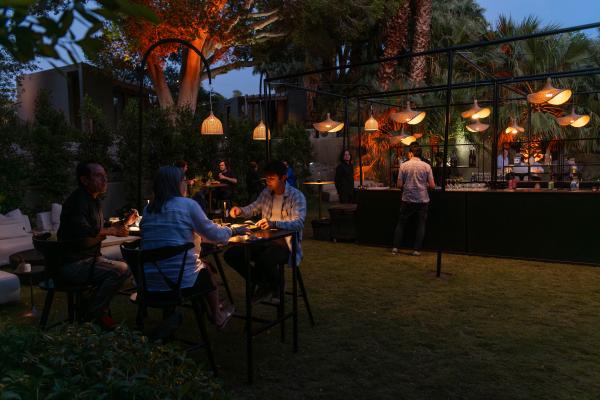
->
[303,180,334,219]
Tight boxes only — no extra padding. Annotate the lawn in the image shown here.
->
[3,236,600,399]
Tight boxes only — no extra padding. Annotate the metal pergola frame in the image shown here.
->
[261,21,600,277]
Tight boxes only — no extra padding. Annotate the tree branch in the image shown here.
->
[249,9,278,19]
[200,60,254,81]
[251,13,279,31]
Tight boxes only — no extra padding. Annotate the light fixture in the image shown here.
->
[364,105,379,131]
[201,87,223,135]
[556,107,590,128]
[527,77,572,105]
[400,135,417,146]
[252,120,270,140]
[461,99,491,119]
[390,101,426,125]
[504,117,525,134]
[313,113,344,134]
[466,120,489,132]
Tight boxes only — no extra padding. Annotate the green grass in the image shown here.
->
[4,237,600,399]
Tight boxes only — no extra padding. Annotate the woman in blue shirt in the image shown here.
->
[141,166,245,328]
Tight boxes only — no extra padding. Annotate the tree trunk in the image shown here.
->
[147,59,175,109]
[177,38,206,112]
[409,0,432,84]
[377,0,411,91]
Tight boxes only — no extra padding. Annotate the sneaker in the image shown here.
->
[411,250,421,256]
[214,304,235,330]
[97,314,118,331]
[391,248,399,255]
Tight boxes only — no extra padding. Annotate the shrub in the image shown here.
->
[0,321,226,399]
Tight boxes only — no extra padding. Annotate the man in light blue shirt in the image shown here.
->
[225,160,306,303]
[392,144,435,256]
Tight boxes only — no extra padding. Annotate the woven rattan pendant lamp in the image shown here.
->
[504,117,525,134]
[527,78,572,105]
[556,107,590,128]
[364,105,379,131]
[390,101,426,125]
[252,120,271,140]
[201,87,223,135]
[313,113,344,134]
[461,99,491,119]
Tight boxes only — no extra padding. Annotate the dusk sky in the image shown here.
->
[35,0,600,98]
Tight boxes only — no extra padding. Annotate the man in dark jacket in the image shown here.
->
[58,162,137,329]
[335,149,354,203]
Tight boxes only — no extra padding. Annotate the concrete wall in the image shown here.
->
[17,69,71,123]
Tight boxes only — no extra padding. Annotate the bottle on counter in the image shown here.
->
[570,177,579,191]
[548,179,555,190]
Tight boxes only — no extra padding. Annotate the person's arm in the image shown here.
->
[238,188,269,217]
[271,191,306,232]
[219,172,238,184]
[397,167,404,189]
[427,165,436,189]
[188,200,233,244]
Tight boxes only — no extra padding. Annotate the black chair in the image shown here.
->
[33,233,97,330]
[120,240,218,375]
[278,264,315,327]
[201,242,234,305]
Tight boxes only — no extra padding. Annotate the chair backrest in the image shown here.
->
[32,233,64,278]
[120,241,195,300]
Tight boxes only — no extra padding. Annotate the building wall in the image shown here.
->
[17,67,74,123]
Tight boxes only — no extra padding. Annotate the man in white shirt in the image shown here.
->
[392,144,435,256]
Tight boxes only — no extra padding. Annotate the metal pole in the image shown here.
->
[136,38,213,210]
[357,99,363,187]
[491,82,500,187]
[343,97,349,149]
[267,84,272,161]
[436,50,454,278]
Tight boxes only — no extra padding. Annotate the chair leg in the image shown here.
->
[67,292,76,322]
[191,297,218,376]
[297,268,315,326]
[213,253,234,305]
[136,305,146,330]
[40,289,55,330]
[279,263,285,343]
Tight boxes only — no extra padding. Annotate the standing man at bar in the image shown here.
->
[225,160,306,303]
[392,144,435,256]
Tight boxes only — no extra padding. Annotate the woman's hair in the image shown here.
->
[147,166,184,214]
[339,149,352,163]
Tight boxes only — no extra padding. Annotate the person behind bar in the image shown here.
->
[58,161,137,330]
[392,143,435,256]
[335,149,354,203]
[225,160,306,304]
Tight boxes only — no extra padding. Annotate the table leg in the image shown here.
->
[318,186,323,220]
[208,189,213,214]
[292,234,298,352]
[245,245,253,384]
[25,274,38,317]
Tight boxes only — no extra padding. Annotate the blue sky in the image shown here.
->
[35,0,600,98]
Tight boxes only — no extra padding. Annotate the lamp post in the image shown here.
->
[136,38,213,209]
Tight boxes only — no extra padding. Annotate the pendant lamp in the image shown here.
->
[461,99,491,119]
[504,117,525,134]
[201,88,224,135]
[526,77,572,105]
[313,113,344,134]
[364,106,379,131]
[466,120,489,133]
[556,107,590,128]
[390,101,426,125]
[252,120,271,140]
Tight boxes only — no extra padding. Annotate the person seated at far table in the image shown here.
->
[214,160,238,201]
[140,166,249,330]
[224,160,307,304]
[58,161,138,330]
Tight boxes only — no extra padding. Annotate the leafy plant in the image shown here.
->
[78,95,115,170]
[0,320,226,399]
[272,121,314,183]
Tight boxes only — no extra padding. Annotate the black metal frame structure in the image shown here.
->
[262,21,600,276]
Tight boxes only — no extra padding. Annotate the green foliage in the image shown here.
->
[77,95,114,169]
[24,91,74,210]
[0,100,29,214]
[272,121,314,183]
[0,0,158,63]
[0,320,225,399]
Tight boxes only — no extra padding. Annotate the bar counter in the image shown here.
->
[355,188,600,264]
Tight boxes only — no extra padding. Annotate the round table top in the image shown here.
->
[304,181,334,185]
[199,182,228,188]
[9,249,44,268]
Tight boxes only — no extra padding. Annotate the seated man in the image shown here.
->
[57,161,137,329]
[224,160,306,302]
[215,160,238,201]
